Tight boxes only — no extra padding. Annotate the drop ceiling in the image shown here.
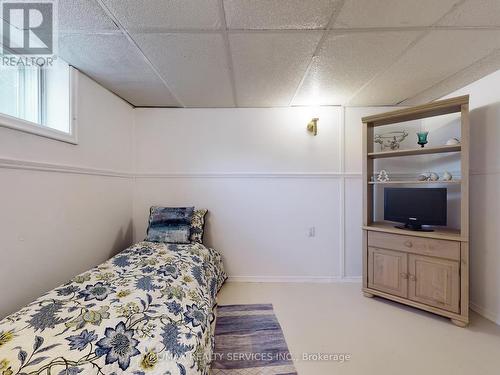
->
[54,0,500,107]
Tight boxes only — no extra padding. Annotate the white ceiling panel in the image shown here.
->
[133,33,234,107]
[349,30,500,105]
[59,0,118,32]
[334,0,461,28]
[230,32,322,106]
[293,31,420,105]
[224,0,341,30]
[59,33,179,106]
[439,0,500,27]
[102,0,221,31]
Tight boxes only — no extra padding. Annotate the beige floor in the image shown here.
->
[217,282,500,375]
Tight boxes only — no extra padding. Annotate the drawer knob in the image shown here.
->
[404,240,413,248]
[409,274,417,281]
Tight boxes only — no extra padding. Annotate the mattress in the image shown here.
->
[0,241,227,375]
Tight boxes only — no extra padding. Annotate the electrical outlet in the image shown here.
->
[308,227,316,237]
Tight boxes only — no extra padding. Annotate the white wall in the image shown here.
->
[0,72,135,318]
[441,70,500,325]
[134,108,343,174]
[133,107,351,281]
[134,177,343,281]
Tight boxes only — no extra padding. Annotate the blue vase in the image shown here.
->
[417,131,429,148]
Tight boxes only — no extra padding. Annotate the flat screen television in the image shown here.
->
[384,188,447,231]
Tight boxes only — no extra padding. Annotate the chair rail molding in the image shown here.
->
[133,172,361,179]
[0,159,363,180]
[0,157,132,178]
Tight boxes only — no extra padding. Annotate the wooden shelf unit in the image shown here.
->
[361,95,470,327]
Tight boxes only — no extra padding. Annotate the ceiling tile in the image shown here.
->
[59,33,179,106]
[333,0,460,28]
[57,0,118,33]
[230,32,322,106]
[224,0,341,29]
[439,0,500,27]
[102,0,221,31]
[58,0,118,32]
[349,30,500,105]
[133,33,234,107]
[293,31,420,105]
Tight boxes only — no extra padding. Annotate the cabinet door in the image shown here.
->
[368,247,408,298]
[408,255,460,313]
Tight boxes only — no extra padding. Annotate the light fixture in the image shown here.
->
[307,118,319,136]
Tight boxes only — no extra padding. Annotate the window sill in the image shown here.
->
[0,113,78,144]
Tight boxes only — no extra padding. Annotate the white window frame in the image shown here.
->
[0,66,78,144]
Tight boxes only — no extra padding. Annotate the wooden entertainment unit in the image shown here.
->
[361,95,470,327]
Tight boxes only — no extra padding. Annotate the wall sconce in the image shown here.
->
[307,118,319,136]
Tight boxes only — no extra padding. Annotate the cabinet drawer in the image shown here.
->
[368,231,460,261]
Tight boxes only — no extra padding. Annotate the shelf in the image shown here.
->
[361,95,469,126]
[362,222,465,242]
[369,180,461,185]
[368,144,461,159]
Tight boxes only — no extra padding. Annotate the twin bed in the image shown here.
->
[0,240,226,375]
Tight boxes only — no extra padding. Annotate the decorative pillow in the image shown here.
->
[146,206,194,244]
[190,209,208,243]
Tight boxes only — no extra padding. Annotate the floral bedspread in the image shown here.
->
[0,241,227,375]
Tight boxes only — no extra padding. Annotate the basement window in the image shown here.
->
[0,59,77,144]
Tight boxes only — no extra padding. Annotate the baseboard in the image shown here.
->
[226,276,362,283]
[339,276,363,282]
[470,302,500,325]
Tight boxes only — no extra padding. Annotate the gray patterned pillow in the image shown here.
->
[146,206,194,244]
[190,209,207,243]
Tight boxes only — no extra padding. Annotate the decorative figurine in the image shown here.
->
[418,173,430,181]
[374,130,408,151]
[443,171,453,181]
[417,172,439,181]
[445,137,460,146]
[429,172,439,181]
[417,131,429,148]
[377,170,390,182]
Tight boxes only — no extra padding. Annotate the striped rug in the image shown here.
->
[212,304,297,375]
